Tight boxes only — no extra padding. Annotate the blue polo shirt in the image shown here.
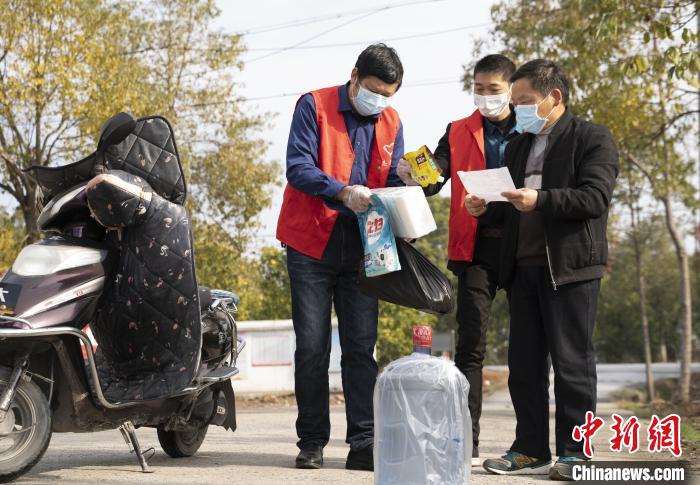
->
[482,111,519,169]
[286,83,404,215]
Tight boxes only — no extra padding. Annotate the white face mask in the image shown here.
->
[351,81,390,117]
[473,90,511,118]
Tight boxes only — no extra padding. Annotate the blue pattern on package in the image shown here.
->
[357,195,401,277]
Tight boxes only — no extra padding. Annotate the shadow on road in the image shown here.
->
[21,448,353,482]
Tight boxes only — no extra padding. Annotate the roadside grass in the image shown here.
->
[482,368,508,396]
[236,367,509,408]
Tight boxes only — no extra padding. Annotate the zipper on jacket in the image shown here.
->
[585,220,596,264]
[544,233,558,291]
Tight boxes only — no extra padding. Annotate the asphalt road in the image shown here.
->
[16,363,698,484]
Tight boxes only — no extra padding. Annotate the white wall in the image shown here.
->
[233,319,343,393]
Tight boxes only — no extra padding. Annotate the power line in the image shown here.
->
[122,0,447,57]
[241,78,463,102]
[244,1,455,63]
[233,0,445,36]
[246,9,382,63]
[180,78,463,108]
[245,23,493,51]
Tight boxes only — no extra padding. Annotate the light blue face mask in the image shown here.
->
[352,81,391,117]
[514,92,554,134]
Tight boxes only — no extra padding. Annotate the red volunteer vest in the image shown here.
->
[276,86,400,260]
[448,109,486,262]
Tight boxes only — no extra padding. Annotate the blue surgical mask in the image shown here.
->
[352,82,390,117]
[514,93,554,134]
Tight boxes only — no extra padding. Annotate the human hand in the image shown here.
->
[501,188,538,212]
[465,195,488,217]
[340,185,373,212]
[397,158,419,186]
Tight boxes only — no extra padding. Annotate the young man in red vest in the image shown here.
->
[276,44,405,472]
[397,54,518,466]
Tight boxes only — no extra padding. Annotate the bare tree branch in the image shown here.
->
[624,150,656,189]
[0,181,18,200]
[648,109,700,142]
[45,118,81,162]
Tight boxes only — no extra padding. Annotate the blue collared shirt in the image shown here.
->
[482,111,519,169]
[286,83,404,214]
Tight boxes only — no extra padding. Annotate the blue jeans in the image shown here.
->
[286,215,379,451]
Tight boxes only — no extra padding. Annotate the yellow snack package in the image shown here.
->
[403,145,443,187]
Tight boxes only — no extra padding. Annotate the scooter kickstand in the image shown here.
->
[118,421,155,473]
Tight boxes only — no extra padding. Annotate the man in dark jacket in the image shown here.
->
[466,60,619,480]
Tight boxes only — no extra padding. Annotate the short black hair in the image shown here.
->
[473,54,516,81]
[510,59,570,104]
[355,43,404,88]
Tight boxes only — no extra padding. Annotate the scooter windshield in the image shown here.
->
[26,116,187,206]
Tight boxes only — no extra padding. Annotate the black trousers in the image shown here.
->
[507,266,600,460]
[453,235,500,453]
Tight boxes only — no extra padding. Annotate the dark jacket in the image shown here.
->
[479,109,619,290]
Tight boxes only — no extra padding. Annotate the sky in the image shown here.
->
[214,0,497,248]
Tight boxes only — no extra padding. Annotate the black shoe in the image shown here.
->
[295,447,323,469]
[346,447,373,471]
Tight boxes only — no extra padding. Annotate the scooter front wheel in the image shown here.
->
[157,422,208,458]
[0,366,52,483]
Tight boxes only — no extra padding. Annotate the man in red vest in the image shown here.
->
[397,54,518,466]
[276,43,405,472]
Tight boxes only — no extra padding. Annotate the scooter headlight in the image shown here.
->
[12,244,106,277]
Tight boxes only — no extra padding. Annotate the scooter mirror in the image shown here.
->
[97,112,137,152]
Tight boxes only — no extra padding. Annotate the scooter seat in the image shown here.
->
[198,286,212,310]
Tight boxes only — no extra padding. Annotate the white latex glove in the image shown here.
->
[397,158,419,186]
[341,185,373,212]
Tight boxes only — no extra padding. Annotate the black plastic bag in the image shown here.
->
[358,238,454,314]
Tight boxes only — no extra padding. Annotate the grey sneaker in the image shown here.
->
[483,450,552,475]
[549,456,589,481]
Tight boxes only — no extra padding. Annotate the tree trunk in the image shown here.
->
[661,194,693,403]
[659,339,668,363]
[20,186,40,243]
[653,57,695,403]
[630,203,655,402]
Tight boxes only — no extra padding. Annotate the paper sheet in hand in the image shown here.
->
[457,167,516,202]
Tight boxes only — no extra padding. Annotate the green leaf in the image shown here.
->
[635,56,648,72]
[681,28,691,44]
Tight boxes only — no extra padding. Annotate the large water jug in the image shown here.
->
[374,326,471,485]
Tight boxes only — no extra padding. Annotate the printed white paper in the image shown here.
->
[457,167,517,202]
